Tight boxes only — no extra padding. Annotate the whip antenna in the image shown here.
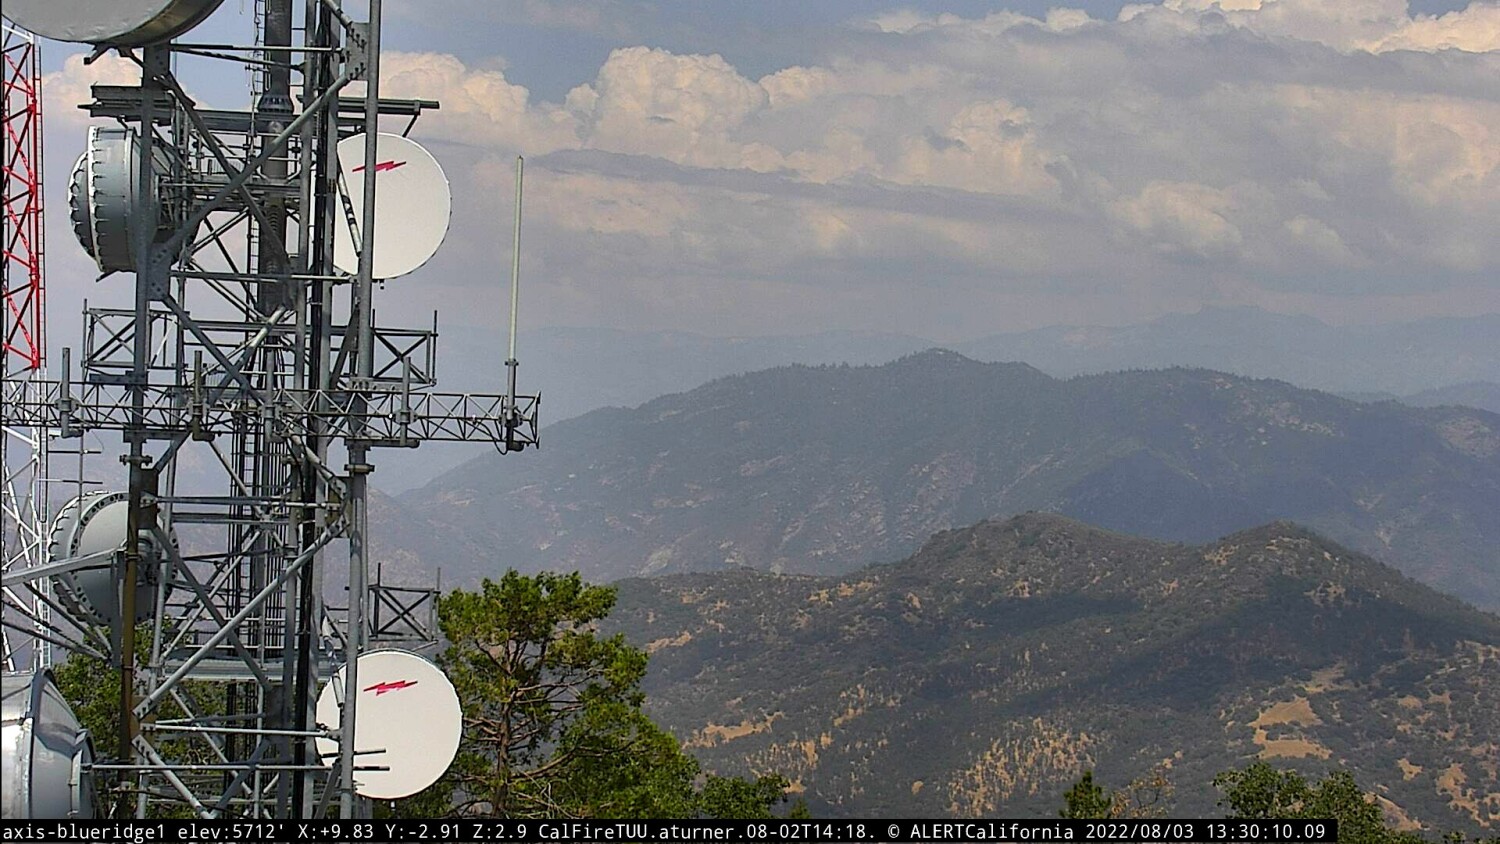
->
[506,155,524,449]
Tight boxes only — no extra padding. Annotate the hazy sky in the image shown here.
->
[31,0,1500,345]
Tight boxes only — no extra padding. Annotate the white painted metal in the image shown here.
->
[0,670,96,818]
[314,649,461,800]
[47,491,174,628]
[332,133,451,280]
[2,0,535,817]
[2,0,224,46]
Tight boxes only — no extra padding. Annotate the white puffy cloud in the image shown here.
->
[1367,3,1500,52]
[379,52,578,152]
[1147,0,1500,53]
[351,1,1498,337]
[759,61,948,107]
[572,47,772,170]
[866,7,1096,37]
[866,10,973,35]
[1112,181,1245,258]
[1242,82,1500,271]
[895,99,1062,196]
[41,53,140,130]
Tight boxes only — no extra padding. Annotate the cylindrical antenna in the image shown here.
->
[505,156,523,448]
[508,156,523,362]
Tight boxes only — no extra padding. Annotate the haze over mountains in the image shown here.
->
[359,317,1500,827]
[601,514,1500,830]
[956,308,1500,399]
[481,307,1500,421]
[375,308,1500,492]
[386,350,1500,609]
[1346,383,1500,417]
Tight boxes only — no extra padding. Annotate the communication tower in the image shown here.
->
[1,0,538,818]
[2,19,50,673]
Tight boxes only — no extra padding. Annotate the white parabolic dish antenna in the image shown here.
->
[333,133,451,280]
[315,650,462,800]
[2,0,225,45]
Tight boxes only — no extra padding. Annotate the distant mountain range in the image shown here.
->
[367,308,1499,492]
[601,514,1500,829]
[957,308,1500,398]
[387,350,1500,609]
[1342,382,1500,417]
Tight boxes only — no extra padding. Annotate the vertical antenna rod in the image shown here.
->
[505,155,523,449]
[1,0,541,817]
[342,0,382,819]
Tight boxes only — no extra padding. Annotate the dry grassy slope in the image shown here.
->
[603,514,1500,831]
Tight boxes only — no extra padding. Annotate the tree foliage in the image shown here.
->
[1068,761,1500,839]
[53,626,225,818]
[1059,771,1114,818]
[1060,763,1499,843]
[1059,767,1173,819]
[399,571,799,819]
[1214,762,1424,844]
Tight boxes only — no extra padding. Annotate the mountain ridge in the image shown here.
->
[602,513,1500,828]
[389,350,1500,608]
[369,309,1500,492]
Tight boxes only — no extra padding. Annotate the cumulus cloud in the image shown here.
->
[1368,3,1500,52]
[895,99,1062,196]
[1148,0,1500,53]
[358,1,1499,336]
[1112,181,1245,258]
[571,47,772,169]
[380,51,578,152]
[42,53,141,130]
[1282,215,1358,265]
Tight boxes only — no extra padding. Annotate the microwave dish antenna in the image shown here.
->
[47,491,176,629]
[69,125,179,274]
[315,650,462,800]
[2,0,539,818]
[0,0,225,45]
[0,670,97,818]
[332,132,451,280]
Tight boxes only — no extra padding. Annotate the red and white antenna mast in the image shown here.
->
[1,18,50,671]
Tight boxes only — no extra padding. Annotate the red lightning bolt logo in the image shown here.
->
[352,160,407,173]
[364,679,418,696]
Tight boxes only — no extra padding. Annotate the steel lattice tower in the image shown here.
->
[1,0,539,818]
[1,20,50,674]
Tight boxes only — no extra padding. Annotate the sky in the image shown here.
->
[26,0,1500,347]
